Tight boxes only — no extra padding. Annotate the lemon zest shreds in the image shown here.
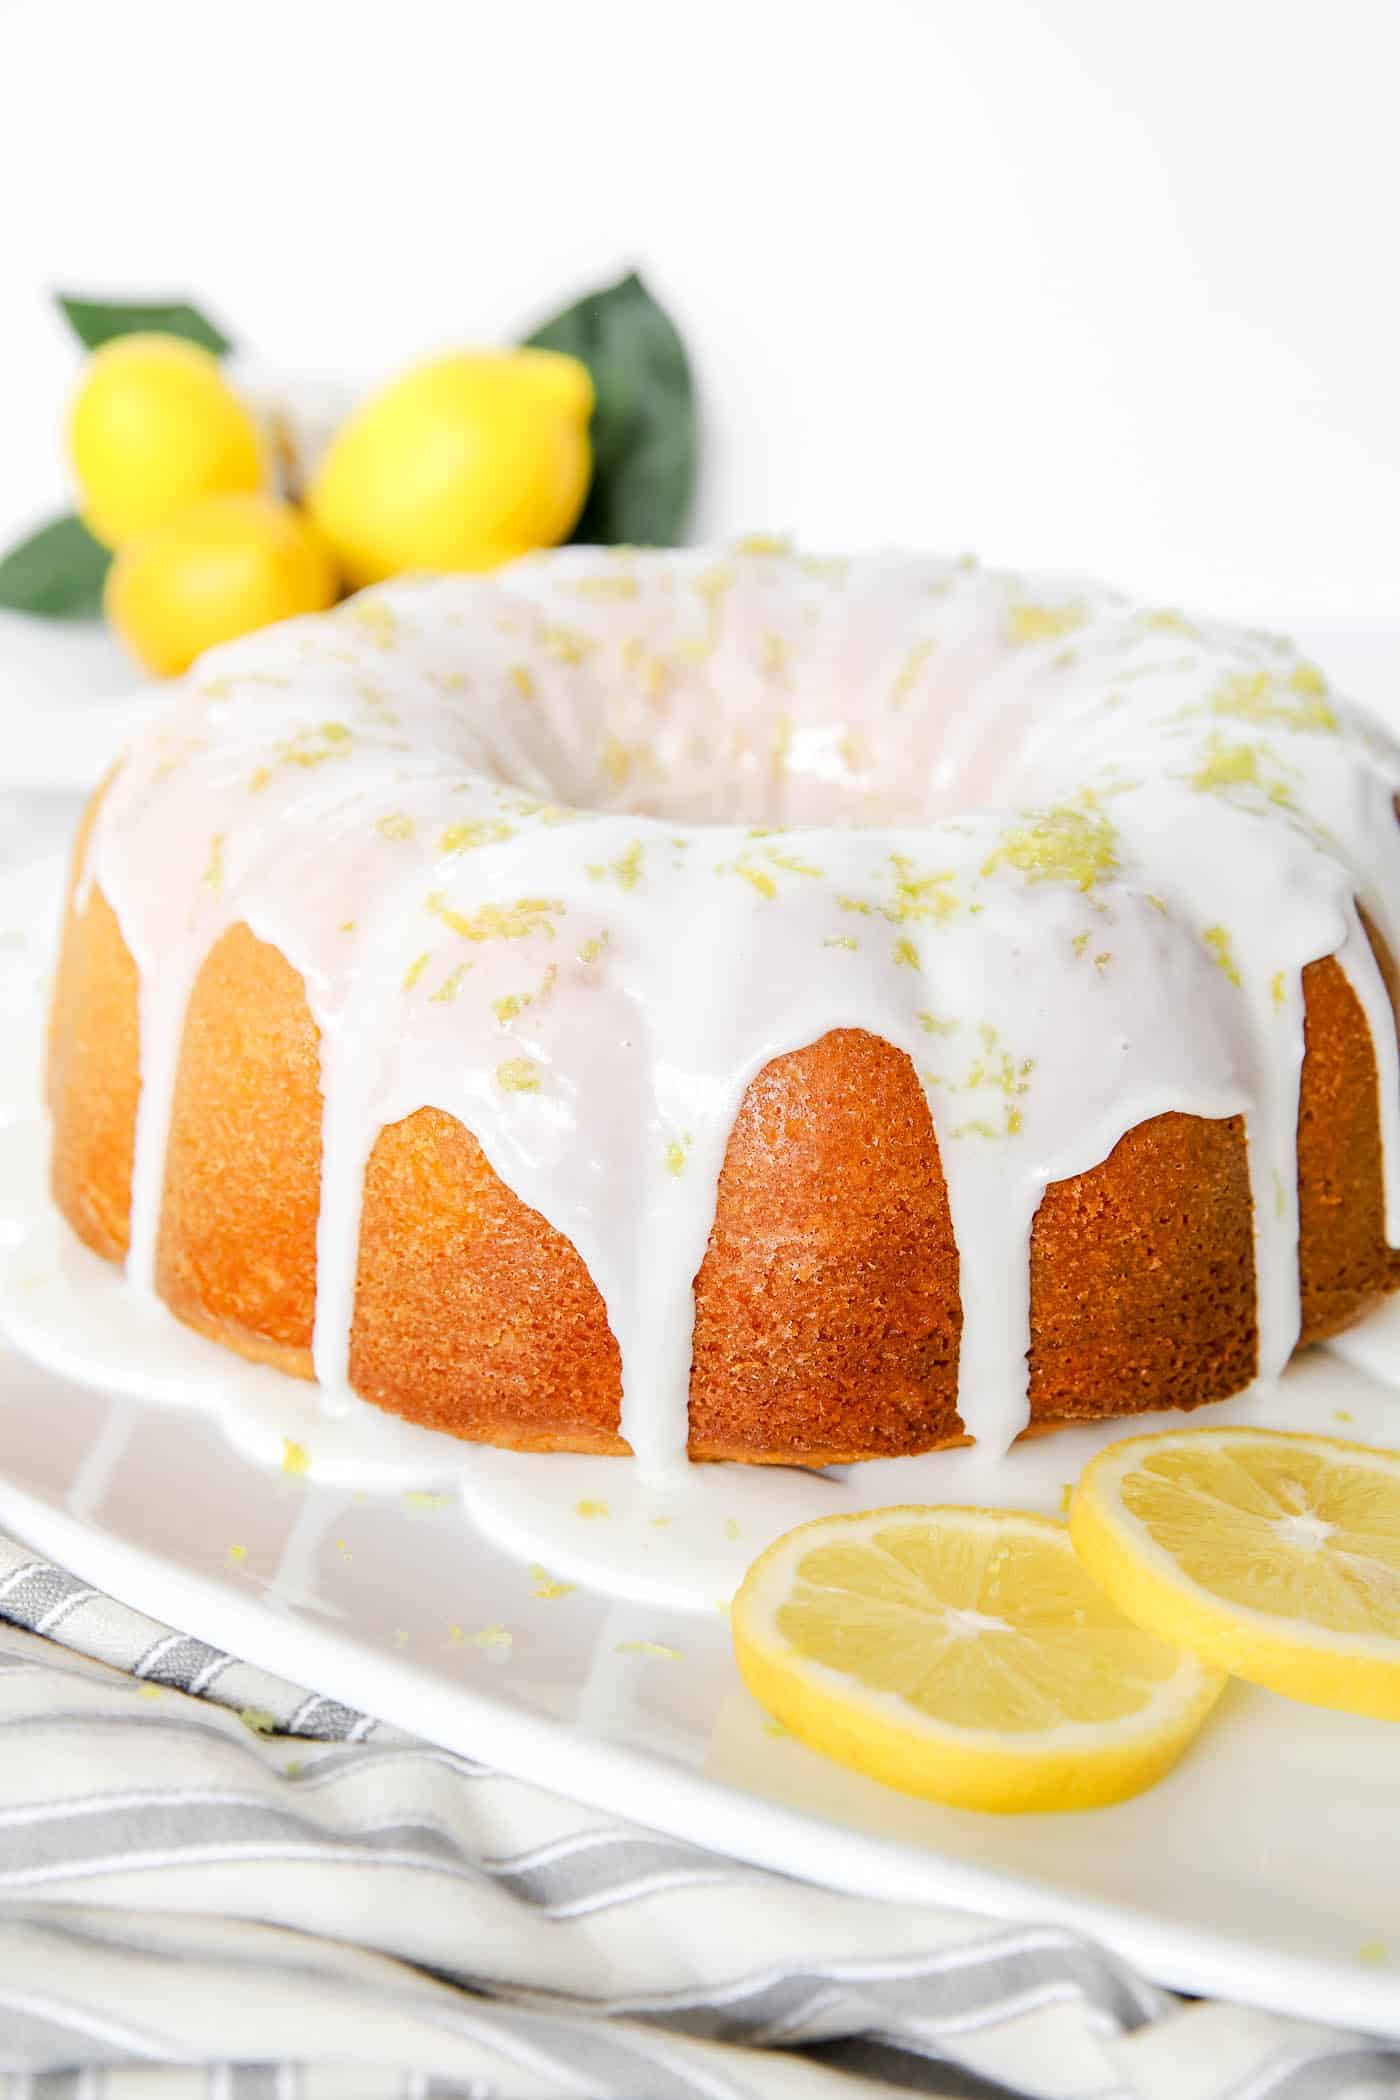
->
[1192,738,1261,794]
[492,963,557,1027]
[440,819,516,853]
[431,962,472,1003]
[601,736,637,787]
[428,895,563,942]
[588,840,645,890]
[760,633,792,687]
[343,598,399,648]
[622,642,670,705]
[694,563,734,610]
[502,798,577,827]
[1007,602,1088,646]
[472,1625,514,1653]
[719,842,823,899]
[1190,733,1295,808]
[574,571,640,600]
[1142,608,1199,638]
[292,722,351,765]
[1290,660,1328,699]
[983,808,1119,891]
[1202,924,1241,986]
[890,638,937,708]
[803,553,850,582]
[497,1057,542,1094]
[1209,667,1338,735]
[251,721,352,791]
[538,623,595,665]
[882,854,959,924]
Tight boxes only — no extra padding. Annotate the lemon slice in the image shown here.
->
[1070,1427,1400,1719]
[731,1506,1224,1814]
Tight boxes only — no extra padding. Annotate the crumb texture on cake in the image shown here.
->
[46,547,1400,1466]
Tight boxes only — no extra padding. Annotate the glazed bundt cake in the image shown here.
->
[46,545,1400,1469]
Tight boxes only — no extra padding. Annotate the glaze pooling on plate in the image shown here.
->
[82,544,1400,1474]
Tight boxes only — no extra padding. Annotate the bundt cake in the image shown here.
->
[45,544,1400,1470]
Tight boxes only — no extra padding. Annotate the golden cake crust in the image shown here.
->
[47,793,139,1268]
[44,795,1400,1462]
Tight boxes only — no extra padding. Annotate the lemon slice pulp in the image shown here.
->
[731,1506,1224,1814]
[1070,1427,1400,1719]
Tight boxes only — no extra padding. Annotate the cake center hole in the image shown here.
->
[494,654,1026,830]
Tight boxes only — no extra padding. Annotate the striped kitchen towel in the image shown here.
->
[0,1532,1394,2099]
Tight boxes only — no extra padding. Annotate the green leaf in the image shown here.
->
[0,515,111,620]
[525,270,696,547]
[56,293,232,358]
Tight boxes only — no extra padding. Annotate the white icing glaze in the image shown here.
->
[78,544,1400,1475]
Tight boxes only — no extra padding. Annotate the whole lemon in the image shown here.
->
[70,334,266,549]
[105,492,339,677]
[307,348,594,588]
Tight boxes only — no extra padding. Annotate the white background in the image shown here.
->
[1,0,1398,631]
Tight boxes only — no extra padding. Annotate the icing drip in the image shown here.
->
[125,961,198,1301]
[84,548,1400,1473]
